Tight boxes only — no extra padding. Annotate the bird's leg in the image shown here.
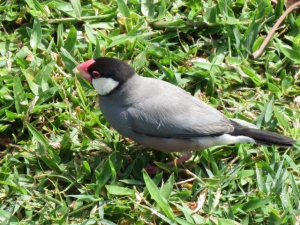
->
[168,152,193,166]
[145,164,159,174]
[146,152,193,174]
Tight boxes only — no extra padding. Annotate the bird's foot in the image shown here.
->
[168,152,193,166]
[145,164,158,174]
[145,152,193,174]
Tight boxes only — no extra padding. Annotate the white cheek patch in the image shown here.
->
[92,77,119,95]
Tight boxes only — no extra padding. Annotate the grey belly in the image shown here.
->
[100,101,202,152]
[134,134,202,152]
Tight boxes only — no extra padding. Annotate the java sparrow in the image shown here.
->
[74,57,295,159]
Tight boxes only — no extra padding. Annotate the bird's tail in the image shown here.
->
[229,120,295,147]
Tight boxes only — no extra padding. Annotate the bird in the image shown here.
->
[74,57,295,171]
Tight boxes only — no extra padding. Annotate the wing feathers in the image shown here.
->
[126,91,233,138]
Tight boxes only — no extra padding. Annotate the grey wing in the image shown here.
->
[125,92,234,138]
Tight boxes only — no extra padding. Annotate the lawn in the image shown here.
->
[0,0,300,224]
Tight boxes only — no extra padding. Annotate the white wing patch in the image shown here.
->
[92,77,119,95]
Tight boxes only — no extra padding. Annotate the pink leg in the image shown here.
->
[146,152,193,174]
[167,152,193,166]
[145,164,159,174]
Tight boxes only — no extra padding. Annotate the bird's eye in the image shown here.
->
[92,71,101,79]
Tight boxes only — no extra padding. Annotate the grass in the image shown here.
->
[0,0,300,224]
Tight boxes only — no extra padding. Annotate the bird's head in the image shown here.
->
[74,57,135,95]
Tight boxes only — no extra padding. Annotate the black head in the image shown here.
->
[87,57,135,83]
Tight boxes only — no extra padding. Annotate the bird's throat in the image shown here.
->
[92,77,120,95]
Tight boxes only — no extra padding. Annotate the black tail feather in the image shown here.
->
[229,120,295,147]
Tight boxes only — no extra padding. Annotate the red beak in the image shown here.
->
[74,59,95,83]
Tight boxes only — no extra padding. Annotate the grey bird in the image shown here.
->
[74,57,295,163]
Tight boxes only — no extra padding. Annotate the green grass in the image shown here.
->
[1,0,300,224]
